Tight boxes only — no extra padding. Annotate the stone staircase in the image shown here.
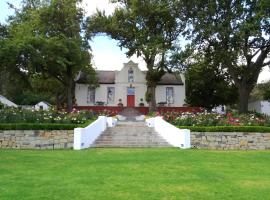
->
[92,121,172,148]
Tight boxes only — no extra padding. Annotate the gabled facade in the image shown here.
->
[75,61,185,107]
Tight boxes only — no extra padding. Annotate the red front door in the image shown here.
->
[127,87,135,107]
[127,95,135,107]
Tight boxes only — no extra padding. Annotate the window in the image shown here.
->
[127,87,135,95]
[87,87,95,104]
[107,87,115,104]
[166,87,174,104]
[128,68,134,82]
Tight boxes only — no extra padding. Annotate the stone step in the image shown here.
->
[94,139,169,143]
[93,143,171,148]
[91,121,172,148]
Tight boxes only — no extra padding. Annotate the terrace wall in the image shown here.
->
[0,130,73,149]
[191,132,270,150]
[1,130,270,150]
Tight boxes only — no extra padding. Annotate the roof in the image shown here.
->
[75,71,183,85]
[158,73,183,85]
[36,101,52,106]
[0,95,18,107]
[75,70,115,84]
[97,71,115,84]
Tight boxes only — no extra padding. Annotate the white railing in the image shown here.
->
[146,116,190,149]
[73,116,117,150]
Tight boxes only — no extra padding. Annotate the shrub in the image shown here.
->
[0,108,95,124]
[161,111,270,127]
[178,126,270,133]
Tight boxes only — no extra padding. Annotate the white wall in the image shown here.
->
[248,101,262,113]
[156,85,185,107]
[0,95,18,107]
[75,61,186,107]
[261,101,270,116]
[146,116,191,148]
[35,102,50,111]
[115,61,146,84]
[248,100,270,116]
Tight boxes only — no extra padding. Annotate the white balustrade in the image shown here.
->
[146,116,190,149]
[74,116,117,150]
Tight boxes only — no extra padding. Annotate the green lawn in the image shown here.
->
[0,149,270,200]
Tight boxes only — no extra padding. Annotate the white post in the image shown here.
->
[74,128,83,150]
[180,129,191,149]
[99,116,107,131]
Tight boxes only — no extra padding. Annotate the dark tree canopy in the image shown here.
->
[185,54,238,110]
[0,0,96,111]
[186,0,270,113]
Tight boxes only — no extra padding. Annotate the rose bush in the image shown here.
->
[161,111,270,126]
[0,108,96,124]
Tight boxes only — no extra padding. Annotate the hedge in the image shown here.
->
[0,120,95,130]
[178,126,270,133]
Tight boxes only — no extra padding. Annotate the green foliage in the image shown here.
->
[0,107,95,124]
[178,126,270,133]
[162,111,269,127]
[250,80,270,101]
[186,0,270,113]
[185,55,237,110]
[144,91,152,103]
[0,123,77,130]
[0,0,97,111]
[0,119,94,130]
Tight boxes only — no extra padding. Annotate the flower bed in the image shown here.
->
[0,108,96,124]
[160,111,270,127]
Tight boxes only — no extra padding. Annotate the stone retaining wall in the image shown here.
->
[191,132,270,150]
[1,130,270,150]
[0,130,73,149]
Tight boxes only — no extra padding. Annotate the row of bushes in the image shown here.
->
[0,108,96,124]
[0,119,94,130]
[178,126,270,133]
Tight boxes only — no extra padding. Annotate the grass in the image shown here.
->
[0,149,270,200]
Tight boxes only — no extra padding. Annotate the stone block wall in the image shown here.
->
[191,132,270,150]
[0,130,74,149]
[1,130,270,150]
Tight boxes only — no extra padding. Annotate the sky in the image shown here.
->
[0,0,269,82]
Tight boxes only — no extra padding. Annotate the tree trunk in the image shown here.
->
[238,85,250,114]
[149,85,156,112]
[66,66,73,113]
[67,80,73,113]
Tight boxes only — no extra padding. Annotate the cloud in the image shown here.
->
[82,0,119,16]
[90,37,146,71]
[83,1,146,70]
[258,67,270,83]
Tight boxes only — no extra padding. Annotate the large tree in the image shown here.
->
[87,0,186,111]
[186,0,270,113]
[0,0,96,111]
[185,54,237,110]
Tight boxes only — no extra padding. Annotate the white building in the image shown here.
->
[35,101,52,111]
[0,95,18,108]
[248,100,270,116]
[75,61,186,107]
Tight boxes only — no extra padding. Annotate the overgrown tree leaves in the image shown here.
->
[0,0,97,111]
[87,0,186,111]
[186,0,270,113]
[185,54,237,110]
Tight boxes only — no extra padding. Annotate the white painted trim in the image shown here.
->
[74,116,117,150]
[146,116,191,149]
